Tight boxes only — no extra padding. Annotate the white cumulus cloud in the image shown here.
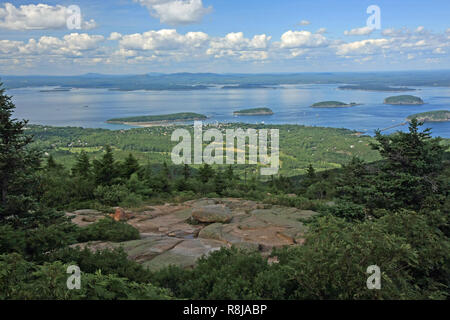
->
[135,0,212,26]
[0,3,96,30]
[298,20,311,26]
[119,29,209,51]
[207,32,271,61]
[280,30,328,48]
[344,26,375,36]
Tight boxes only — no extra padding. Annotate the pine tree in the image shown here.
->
[93,146,118,185]
[0,83,41,218]
[371,119,446,210]
[122,153,140,179]
[306,164,316,180]
[183,164,190,181]
[225,165,235,181]
[72,151,91,179]
[214,169,226,195]
[198,163,214,183]
[162,161,170,179]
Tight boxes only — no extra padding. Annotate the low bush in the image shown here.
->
[76,218,140,243]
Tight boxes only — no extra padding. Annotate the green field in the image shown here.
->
[27,123,382,176]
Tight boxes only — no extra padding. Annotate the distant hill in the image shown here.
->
[3,70,450,90]
[407,110,450,122]
[311,101,361,108]
[384,95,424,105]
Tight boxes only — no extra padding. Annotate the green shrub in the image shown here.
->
[45,247,152,283]
[325,200,367,221]
[0,253,170,300]
[93,184,129,206]
[25,222,79,260]
[151,247,270,299]
[0,224,26,254]
[76,217,139,242]
[273,211,449,299]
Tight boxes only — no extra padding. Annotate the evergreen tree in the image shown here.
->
[183,164,190,181]
[45,155,63,171]
[122,153,140,179]
[0,83,41,218]
[72,151,91,179]
[162,161,170,179]
[306,164,316,180]
[93,146,118,185]
[371,119,446,211]
[198,164,214,183]
[214,169,226,195]
[225,165,235,181]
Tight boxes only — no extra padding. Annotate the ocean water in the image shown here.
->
[9,84,450,138]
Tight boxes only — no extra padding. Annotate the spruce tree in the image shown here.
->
[306,164,316,180]
[93,146,118,185]
[0,83,41,218]
[45,155,63,171]
[198,163,214,183]
[122,153,140,179]
[371,119,446,210]
[72,151,91,179]
[183,164,190,181]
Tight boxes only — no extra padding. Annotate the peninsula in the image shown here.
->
[407,110,450,122]
[107,112,207,126]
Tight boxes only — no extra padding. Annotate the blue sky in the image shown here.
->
[0,0,449,74]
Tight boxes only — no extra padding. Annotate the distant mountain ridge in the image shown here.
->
[2,70,450,91]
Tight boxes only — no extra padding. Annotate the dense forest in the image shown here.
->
[1,83,449,299]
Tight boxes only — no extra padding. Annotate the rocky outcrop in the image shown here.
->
[66,209,104,227]
[192,205,232,223]
[68,198,318,271]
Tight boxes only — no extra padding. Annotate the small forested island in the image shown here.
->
[107,112,207,126]
[39,87,72,92]
[222,84,275,89]
[338,85,415,92]
[109,85,210,91]
[233,107,274,115]
[407,110,450,122]
[384,95,424,105]
[311,101,361,108]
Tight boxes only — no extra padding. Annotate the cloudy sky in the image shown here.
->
[0,0,449,75]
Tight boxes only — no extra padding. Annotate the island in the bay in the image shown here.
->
[222,84,275,89]
[107,112,207,126]
[338,84,415,92]
[311,101,361,108]
[39,87,72,93]
[407,110,450,122]
[233,107,274,115]
[384,95,424,105]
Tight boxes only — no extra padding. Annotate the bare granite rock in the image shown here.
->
[68,198,318,270]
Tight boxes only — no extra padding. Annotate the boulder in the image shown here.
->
[192,205,232,223]
[112,207,126,221]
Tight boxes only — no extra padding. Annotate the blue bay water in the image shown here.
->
[9,84,450,138]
